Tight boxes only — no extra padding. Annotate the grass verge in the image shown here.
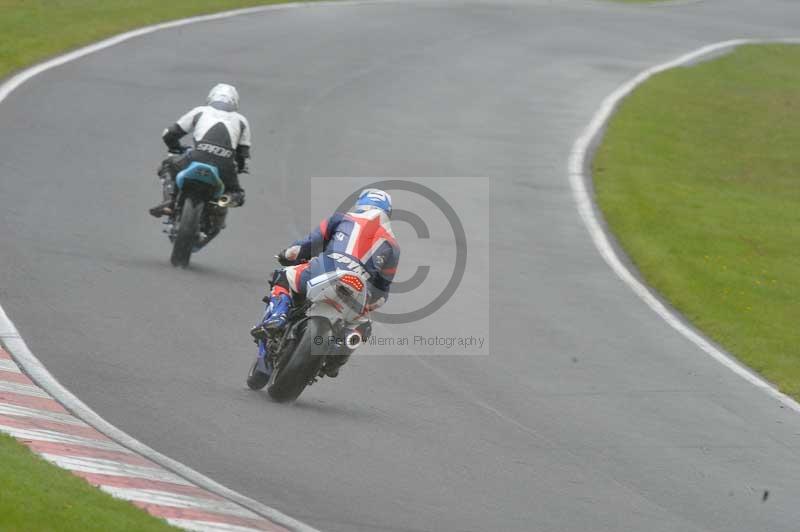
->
[0,0,309,81]
[0,433,178,531]
[594,44,800,398]
[0,1,305,529]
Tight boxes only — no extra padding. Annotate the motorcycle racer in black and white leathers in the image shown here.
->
[149,83,252,218]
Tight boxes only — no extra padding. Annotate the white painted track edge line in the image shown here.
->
[0,0,387,103]
[0,262,315,530]
[568,37,800,415]
[167,519,266,532]
[0,3,425,530]
[6,7,795,532]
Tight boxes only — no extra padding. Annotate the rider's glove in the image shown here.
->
[168,144,188,155]
[277,245,302,266]
[237,159,250,174]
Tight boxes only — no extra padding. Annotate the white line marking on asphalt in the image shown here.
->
[568,38,800,415]
[0,425,129,452]
[14,5,788,532]
[0,3,397,530]
[41,454,193,485]
[0,380,51,398]
[0,1,381,107]
[100,486,261,519]
[0,359,21,373]
[167,520,266,532]
[0,403,89,426]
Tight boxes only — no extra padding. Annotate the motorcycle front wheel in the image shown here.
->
[246,359,269,390]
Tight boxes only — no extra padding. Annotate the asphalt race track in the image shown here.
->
[2,1,800,531]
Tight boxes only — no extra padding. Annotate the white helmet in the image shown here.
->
[207,83,239,111]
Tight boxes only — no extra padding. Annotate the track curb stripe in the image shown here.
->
[75,472,229,499]
[167,519,278,532]
[0,413,116,439]
[0,369,35,384]
[1,11,798,532]
[25,440,157,466]
[0,380,52,398]
[99,486,262,519]
[0,391,70,412]
[0,403,89,425]
[137,504,288,532]
[0,2,416,529]
[0,342,311,530]
[0,359,22,372]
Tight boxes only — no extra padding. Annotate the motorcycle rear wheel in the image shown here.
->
[267,317,329,403]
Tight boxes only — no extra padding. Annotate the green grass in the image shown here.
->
[594,44,800,398]
[0,433,179,531]
[0,1,308,529]
[0,0,308,81]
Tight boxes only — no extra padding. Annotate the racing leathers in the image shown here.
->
[253,207,400,377]
[150,102,251,217]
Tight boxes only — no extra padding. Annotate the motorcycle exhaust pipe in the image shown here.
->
[215,195,232,208]
[344,331,363,350]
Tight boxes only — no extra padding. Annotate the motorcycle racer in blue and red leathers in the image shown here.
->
[251,188,400,377]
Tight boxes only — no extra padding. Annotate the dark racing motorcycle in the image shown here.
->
[247,253,371,402]
[163,150,241,268]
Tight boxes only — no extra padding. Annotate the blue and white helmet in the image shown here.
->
[354,188,392,217]
[207,83,240,112]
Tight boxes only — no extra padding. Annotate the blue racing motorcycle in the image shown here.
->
[164,152,236,268]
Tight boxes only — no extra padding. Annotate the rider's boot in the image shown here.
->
[149,199,174,218]
[149,163,177,217]
[250,288,292,340]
